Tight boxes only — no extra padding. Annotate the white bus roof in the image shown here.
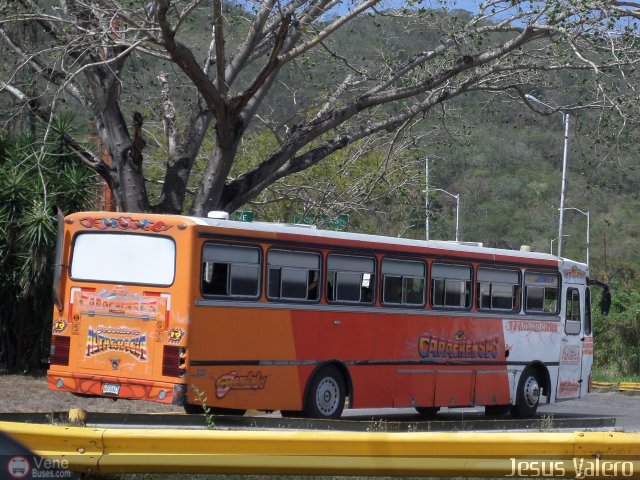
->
[188,216,579,267]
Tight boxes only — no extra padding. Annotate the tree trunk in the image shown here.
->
[156,106,214,214]
[95,99,150,213]
[191,139,241,216]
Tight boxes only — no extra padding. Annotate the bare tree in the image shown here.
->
[1,0,638,214]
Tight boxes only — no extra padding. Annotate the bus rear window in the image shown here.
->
[71,233,176,286]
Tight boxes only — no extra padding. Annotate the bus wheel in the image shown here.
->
[415,407,439,418]
[511,368,541,418]
[485,405,511,416]
[184,404,246,415]
[183,403,204,414]
[304,366,346,419]
[208,407,246,416]
[280,410,302,418]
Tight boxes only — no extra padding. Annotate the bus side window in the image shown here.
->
[524,271,559,314]
[476,267,520,312]
[565,288,581,335]
[202,244,261,298]
[584,287,592,335]
[267,249,321,302]
[431,263,471,309]
[327,254,375,304]
[381,258,426,307]
[203,262,229,295]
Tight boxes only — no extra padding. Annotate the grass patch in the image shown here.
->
[591,369,640,384]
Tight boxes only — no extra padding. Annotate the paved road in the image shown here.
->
[539,391,640,432]
[339,391,640,431]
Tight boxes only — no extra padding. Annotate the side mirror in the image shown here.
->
[588,278,611,316]
[600,290,611,316]
[52,207,65,311]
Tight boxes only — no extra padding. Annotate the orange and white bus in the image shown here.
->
[48,210,610,418]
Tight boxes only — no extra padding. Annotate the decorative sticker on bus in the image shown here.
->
[562,265,586,279]
[561,345,581,365]
[582,338,594,355]
[507,320,559,333]
[215,371,268,399]
[168,328,185,344]
[558,380,580,395]
[418,331,501,360]
[525,273,558,286]
[52,319,68,334]
[86,326,148,360]
[79,216,173,232]
[75,287,165,320]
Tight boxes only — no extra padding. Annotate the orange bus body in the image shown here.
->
[48,211,595,418]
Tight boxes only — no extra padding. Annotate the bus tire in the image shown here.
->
[183,403,204,414]
[485,405,511,416]
[415,406,440,418]
[184,404,246,415]
[280,410,302,418]
[209,407,247,416]
[511,368,541,418]
[304,365,346,419]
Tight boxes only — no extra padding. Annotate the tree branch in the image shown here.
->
[155,0,225,115]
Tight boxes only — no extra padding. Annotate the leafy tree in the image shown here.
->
[593,288,640,378]
[0,1,638,216]
[0,121,95,372]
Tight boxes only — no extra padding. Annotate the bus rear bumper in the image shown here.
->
[47,371,186,405]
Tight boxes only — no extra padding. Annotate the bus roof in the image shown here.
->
[187,215,573,267]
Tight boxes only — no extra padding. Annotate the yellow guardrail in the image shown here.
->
[619,382,640,392]
[2,421,640,477]
[593,381,640,393]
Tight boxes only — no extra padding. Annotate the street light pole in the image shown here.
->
[525,94,570,258]
[455,193,460,242]
[550,235,570,256]
[433,188,460,242]
[563,207,590,267]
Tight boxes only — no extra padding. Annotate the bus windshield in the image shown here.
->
[71,233,176,286]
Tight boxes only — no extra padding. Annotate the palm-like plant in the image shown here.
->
[0,120,97,372]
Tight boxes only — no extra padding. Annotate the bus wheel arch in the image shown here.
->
[511,363,549,418]
[303,361,351,419]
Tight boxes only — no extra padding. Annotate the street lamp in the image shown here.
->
[424,157,460,242]
[432,188,460,242]
[562,207,590,267]
[525,94,570,259]
[550,235,570,256]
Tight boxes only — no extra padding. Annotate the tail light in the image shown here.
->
[50,336,70,366]
[162,345,186,377]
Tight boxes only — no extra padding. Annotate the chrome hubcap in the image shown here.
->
[523,375,540,408]
[316,377,340,416]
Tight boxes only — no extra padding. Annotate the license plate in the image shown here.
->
[102,383,121,396]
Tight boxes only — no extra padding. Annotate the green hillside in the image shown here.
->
[3,4,636,284]
[2,4,639,375]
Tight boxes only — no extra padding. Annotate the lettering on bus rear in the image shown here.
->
[86,327,148,360]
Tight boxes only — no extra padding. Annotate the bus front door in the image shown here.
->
[556,286,584,400]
